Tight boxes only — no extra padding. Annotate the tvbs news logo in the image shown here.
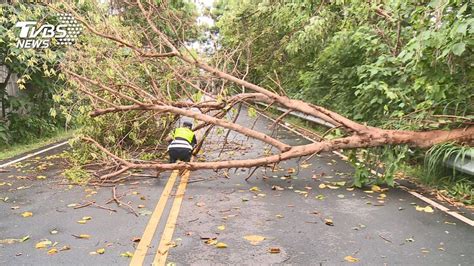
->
[15,13,83,49]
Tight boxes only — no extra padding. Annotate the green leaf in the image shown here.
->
[49,108,57,118]
[247,107,257,118]
[451,43,465,56]
[457,4,467,16]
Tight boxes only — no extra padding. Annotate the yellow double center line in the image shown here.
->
[153,169,190,265]
[131,125,201,265]
[131,148,198,265]
[130,170,180,266]
[130,169,190,266]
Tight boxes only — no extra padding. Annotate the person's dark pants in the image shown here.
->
[168,147,192,163]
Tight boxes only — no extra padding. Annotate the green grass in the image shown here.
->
[0,129,77,161]
[424,142,473,183]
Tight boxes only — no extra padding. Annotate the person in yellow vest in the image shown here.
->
[167,121,197,163]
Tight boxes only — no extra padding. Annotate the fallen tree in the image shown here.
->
[56,1,473,180]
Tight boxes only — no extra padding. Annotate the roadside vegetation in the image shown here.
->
[0,129,75,160]
[0,4,75,152]
[213,0,473,202]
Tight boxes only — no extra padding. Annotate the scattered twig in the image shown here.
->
[188,178,206,184]
[378,233,393,243]
[245,166,260,181]
[130,173,159,178]
[92,203,117,212]
[112,186,139,217]
[74,201,95,209]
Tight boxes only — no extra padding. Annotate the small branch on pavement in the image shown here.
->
[245,166,260,181]
[74,201,95,209]
[112,186,139,217]
[92,203,118,212]
[187,178,206,184]
[378,233,393,243]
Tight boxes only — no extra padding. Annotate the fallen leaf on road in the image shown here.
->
[287,168,296,174]
[337,194,345,198]
[243,235,265,245]
[138,209,152,216]
[96,248,105,254]
[204,238,218,245]
[67,203,78,208]
[327,185,339,189]
[300,163,312,169]
[131,237,141,242]
[324,219,334,226]
[196,202,206,207]
[11,206,20,210]
[120,251,133,258]
[47,248,58,255]
[268,247,281,254]
[1,238,19,244]
[315,194,325,200]
[21,211,33,218]
[249,186,261,192]
[215,242,227,248]
[344,255,359,262]
[82,216,92,220]
[294,190,308,196]
[36,240,52,249]
[371,185,381,192]
[137,205,145,208]
[276,214,284,218]
[415,206,434,213]
[217,225,225,231]
[272,185,284,191]
[1,235,30,244]
[332,181,346,186]
[72,234,91,239]
[77,220,87,224]
[59,246,70,251]
[36,175,47,180]
[318,184,326,189]
[166,241,178,247]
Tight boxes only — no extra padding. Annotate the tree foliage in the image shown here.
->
[215,0,473,129]
[60,0,201,164]
[214,0,473,185]
[0,3,70,147]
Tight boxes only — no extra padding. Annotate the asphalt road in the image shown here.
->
[0,112,473,265]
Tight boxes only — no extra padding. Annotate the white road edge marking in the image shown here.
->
[408,191,474,226]
[257,110,474,227]
[0,141,69,168]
